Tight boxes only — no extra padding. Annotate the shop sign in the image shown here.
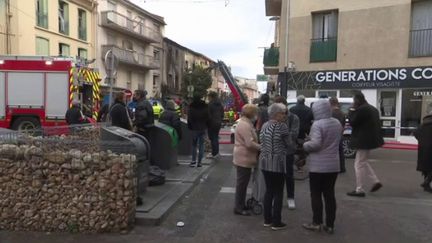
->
[413,91,432,97]
[279,66,432,90]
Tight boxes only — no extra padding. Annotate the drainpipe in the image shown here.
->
[6,0,11,54]
[284,0,290,71]
[91,0,98,67]
[281,0,291,97]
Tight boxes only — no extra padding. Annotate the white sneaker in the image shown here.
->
[206,153,220,159]
[287,199,296,210]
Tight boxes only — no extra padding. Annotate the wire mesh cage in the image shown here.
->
[0,124,140,232]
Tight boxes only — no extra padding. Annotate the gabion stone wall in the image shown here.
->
[0,140,137,233]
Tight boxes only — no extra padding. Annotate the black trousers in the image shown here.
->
[263,170,285,225]
[234,166,252,211]
[309,172,338,228]
[208,126,221,156]
[339,142,346,172]
[285,154,295,199]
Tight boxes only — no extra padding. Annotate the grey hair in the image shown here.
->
[297,95,306,103]
[268,103,287,119]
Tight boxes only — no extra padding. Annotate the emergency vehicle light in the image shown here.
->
[45,60,53,65]
[0,60,4,64]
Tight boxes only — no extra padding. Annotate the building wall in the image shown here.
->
[0,0,8,54]
[183,50,223,95]
[236,77,259,102]
[95,0,164,98]
[278,0,432,72]
[1,0,96,58]
[161,40,186,96]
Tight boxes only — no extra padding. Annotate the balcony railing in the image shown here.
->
[101,45,160,69]
[263,47,279,67]
[410,28,432,57]
[101,11,162,43]
[310,37,337,62]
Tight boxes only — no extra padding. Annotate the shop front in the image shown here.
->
[278,66,432,143]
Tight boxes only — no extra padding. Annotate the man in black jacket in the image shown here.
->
[207,91,224,159]
[133,90,154,137]
[188,95,209,167]
[415,112,432,193]
[66,100,85,125]
[110,92,132,130]
[289,95,313,140]
[256,93,270,132]
[347,92,384,197]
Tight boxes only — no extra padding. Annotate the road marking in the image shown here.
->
[369,159,415,164]
[220,187,252,194]
[343,196,432,207]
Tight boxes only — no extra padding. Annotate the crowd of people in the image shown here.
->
[66,90,224,169]
[65,89,432,233]
[232,92,394,233]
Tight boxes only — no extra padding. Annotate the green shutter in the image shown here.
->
[310,38,337,62]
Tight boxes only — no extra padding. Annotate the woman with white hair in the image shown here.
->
[259,103,292,231]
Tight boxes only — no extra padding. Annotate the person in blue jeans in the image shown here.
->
[187,95,209,167]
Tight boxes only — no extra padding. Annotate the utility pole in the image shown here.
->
[104,49,118,108]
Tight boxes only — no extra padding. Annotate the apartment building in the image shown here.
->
[96,0,164,97]
[265,0,432,143]
[184,51,225,95]
[0,0,96,59]
[235,77,259,102]
[162,38,225,97]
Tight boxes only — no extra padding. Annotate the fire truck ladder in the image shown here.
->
[217,60,247,109]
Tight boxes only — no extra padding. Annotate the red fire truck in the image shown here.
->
[0,56,102,132]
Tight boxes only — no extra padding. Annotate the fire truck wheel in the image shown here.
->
[11,117,41,133]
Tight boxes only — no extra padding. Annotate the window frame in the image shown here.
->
[36,0,48,29]
[78,8,87,41]
[78,48,88,59]
[409,0,432,57]
[58,0,69,35]
[59,43,70,56]
[36,37,50,55]
[310,10,339,63]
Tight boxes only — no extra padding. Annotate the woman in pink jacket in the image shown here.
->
[233,104,261,216]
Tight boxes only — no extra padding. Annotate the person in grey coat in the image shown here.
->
[302,100,342,234]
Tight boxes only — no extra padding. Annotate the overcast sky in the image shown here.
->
[131,0,275,79]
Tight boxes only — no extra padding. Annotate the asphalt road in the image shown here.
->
[1,145,431,243]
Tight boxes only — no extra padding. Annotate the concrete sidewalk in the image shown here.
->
[135,155,215,226]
